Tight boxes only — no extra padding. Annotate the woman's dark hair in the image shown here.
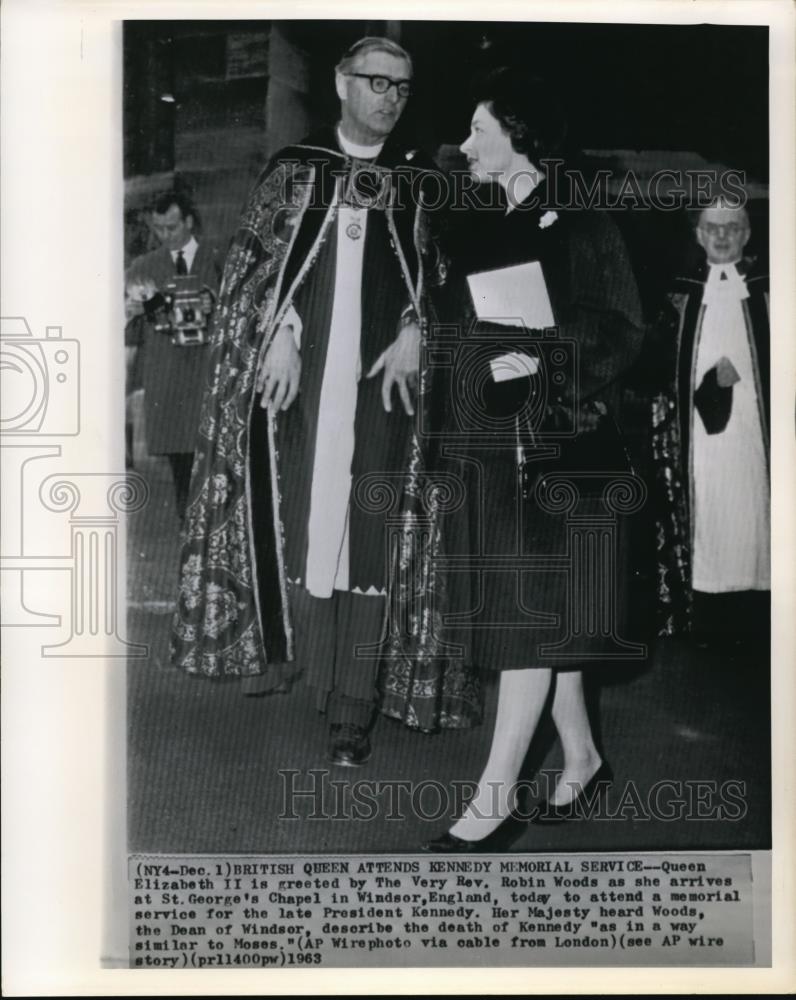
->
[471,66,568,162]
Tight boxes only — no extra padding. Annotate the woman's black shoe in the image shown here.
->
[422,831,475,852]
[422,825,524,852]
[532,761,614,825]
[422,794,532,853]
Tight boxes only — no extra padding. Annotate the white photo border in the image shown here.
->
[1,0,794,994]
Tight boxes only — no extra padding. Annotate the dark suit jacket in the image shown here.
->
[126,242,222,454]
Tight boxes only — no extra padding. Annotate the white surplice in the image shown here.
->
[303,131,384,598]
[691,264,770,592]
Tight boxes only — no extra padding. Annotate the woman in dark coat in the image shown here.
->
[425,69,645,848]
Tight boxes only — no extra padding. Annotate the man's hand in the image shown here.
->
[257,324,301,411]
[366,321,421,415]
[199,287,215,315]
[715,355,741,388]
[125,279,158,321]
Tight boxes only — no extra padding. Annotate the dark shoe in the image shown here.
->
[422,831,474,852]
[532,761,613,825]
[244,683,289,698]
[422,793,533,853]
[327,723,371,767]
[422,817,527,853]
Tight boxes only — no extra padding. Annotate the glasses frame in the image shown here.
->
[345,72,412,99]
[698,222,749,237]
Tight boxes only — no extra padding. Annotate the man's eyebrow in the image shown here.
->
[363,72,412,81]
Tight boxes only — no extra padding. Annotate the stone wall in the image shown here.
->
[124,22,314,260]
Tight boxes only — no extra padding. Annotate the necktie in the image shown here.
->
[175,250,187,276]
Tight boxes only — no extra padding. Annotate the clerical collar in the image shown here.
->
[707,260,741,272]
[705,260,746,286]
[703,259,748,304]
[336,127,384,160]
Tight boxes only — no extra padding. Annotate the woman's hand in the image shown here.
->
[257,324,301,411]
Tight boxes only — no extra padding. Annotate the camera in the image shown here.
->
[0,317,80,435]
[419,317,578,445]
[145,276,213,347]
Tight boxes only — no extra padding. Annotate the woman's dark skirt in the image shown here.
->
[443,433,640,671]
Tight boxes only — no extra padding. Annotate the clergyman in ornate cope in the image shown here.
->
[170,36,458,765]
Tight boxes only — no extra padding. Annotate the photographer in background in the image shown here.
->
[125,191,222,521]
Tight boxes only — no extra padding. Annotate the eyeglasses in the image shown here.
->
[699,222,748,237]
[345,73,412,99]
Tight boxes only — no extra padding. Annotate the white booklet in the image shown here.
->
[467,261,553,380]
[467,260,555,330]
[488,350,540,382]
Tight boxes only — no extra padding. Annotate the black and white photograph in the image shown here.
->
[2,0,795,993]
[125,18,771,853]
